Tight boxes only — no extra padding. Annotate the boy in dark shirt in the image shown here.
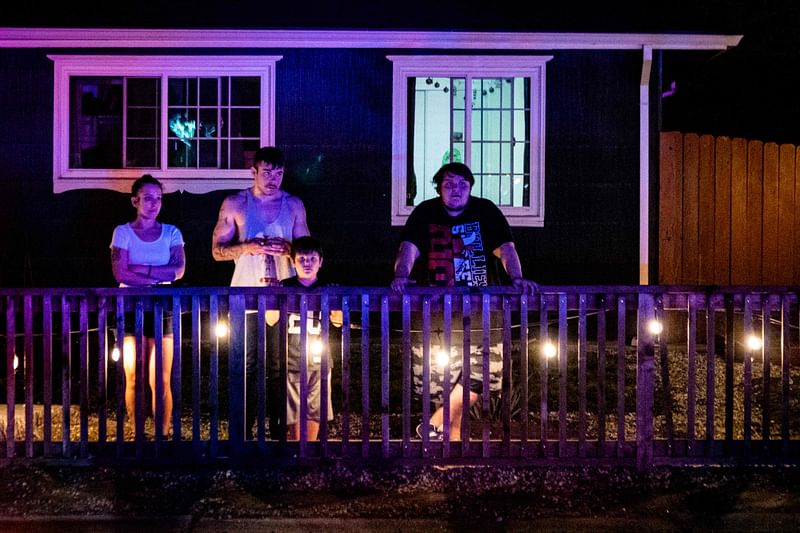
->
[268,236,341,440]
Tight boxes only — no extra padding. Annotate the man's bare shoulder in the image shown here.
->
[283,192,307,211]
[221,189,249,211]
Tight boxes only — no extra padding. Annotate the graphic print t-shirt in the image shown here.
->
[400,197,513,287]
[280,276,325,373]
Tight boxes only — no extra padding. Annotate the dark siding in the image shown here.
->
[0,48,641,288]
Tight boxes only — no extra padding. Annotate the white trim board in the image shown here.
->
[0,28,742,50]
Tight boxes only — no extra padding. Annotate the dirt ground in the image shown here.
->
[0,462,798,531]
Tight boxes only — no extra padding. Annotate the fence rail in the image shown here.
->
[1,286,799,470]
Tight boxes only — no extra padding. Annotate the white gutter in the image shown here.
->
[0,28,742,50]
[640,46,653,285]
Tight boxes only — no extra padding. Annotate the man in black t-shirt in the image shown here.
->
[391,162,537,441]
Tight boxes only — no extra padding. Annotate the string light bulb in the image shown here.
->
[542,341,557,359]
[310,339,323,356]
[215,321,229,338]
[435,349,450,369]
[746,335,763,351]
[647,320,664,335]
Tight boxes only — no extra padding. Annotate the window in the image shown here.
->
[50,55,281,193]
[388,56,551,227]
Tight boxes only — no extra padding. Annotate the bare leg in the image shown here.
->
[428,384,480,441]
[149,335,174,435]
[287,421,320,441]
[122,337,137,422]
[306,420,320,441]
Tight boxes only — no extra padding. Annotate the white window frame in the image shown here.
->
[388,55,551,227]
[49,55,281,193]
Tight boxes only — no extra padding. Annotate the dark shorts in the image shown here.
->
[116,312,174,338]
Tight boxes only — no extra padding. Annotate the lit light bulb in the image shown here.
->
[310,339,324,364]
[648,320,664,335]
[542,342,557,358]
[111,346,121,362]
[310,339,323,356]
[435,349,450,369]
[746,335,763,351]
[12,354,19,371]
[215,322,229,338]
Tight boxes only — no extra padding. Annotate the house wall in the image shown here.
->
[0,48,640,288]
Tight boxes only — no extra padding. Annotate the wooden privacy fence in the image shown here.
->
[1,286,799,470]
[660,131,800,285]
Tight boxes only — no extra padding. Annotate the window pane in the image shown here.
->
[199,78,219,106]
[165,76,261,169]
[513,143,530,207]
[451,142,465,165]
[69,77,123,169]
[408,76,464,206]
[499,173,512,206]
[390,55,547,223]
[481,173,500,204]
[500,141,512,174]
[500,110,512,142]
[230,139,261,169]
[452,79,466,110]
[220,78,229,106]
[220,139,229,169]
[58,56,277,183]
[199,140,217,167]
[127,78,159,107]
[469,76,531,208]
[472,111,482,142]
[482,111,501,141]
[220,108,229,137]
[168,139,196,167]
[125,78,160,169]
[127,108,158,138]
[481,78,502,108]
[168,108,198,142]
[230,77,260,106]
[168,78,197,106]
[229,108,260,138]
[199,109,218,138]
[482,142,499,174]
[126,139,159,168]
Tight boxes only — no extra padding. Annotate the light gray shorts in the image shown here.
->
[286,370,334,425]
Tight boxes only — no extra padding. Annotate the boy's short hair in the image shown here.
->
[432,162,475,194]
[290,236,323,259]
[131,174,163,196]
[252,146,284,169]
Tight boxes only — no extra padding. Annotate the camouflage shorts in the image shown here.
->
[412,342,503,401]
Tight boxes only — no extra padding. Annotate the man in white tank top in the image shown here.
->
[212,146,311,440]
[212,146,310,284]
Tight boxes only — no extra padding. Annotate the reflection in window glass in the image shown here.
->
[68,75,264,170]
[407,76,530,207]
[69,77,124,169]
[167,76,260,169]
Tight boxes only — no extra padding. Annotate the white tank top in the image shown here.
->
[230,189,296,286]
